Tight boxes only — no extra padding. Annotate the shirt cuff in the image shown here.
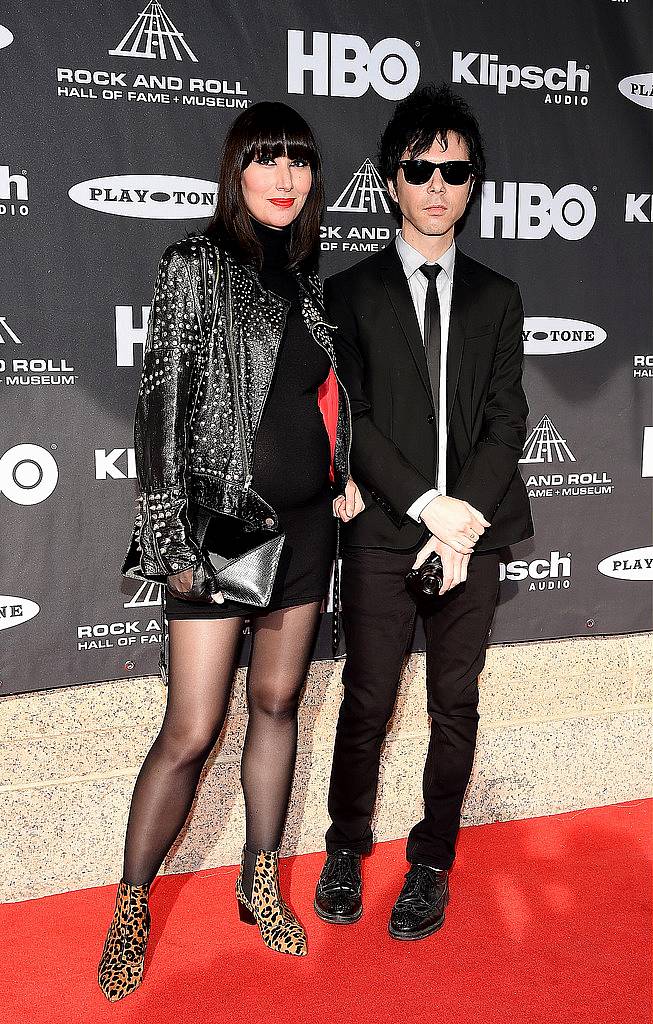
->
[406,489,441,523]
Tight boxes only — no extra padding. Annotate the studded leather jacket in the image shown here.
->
[122,234,351,584]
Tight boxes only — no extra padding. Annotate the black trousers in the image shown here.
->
[326,545,500,870]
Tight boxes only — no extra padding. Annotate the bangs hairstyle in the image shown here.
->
[206,101,324,271]
[378,83,486,188]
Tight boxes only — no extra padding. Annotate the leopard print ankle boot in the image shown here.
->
[98,879,151,1001]
[236,848,307,956]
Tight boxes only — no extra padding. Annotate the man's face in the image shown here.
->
[387,132,474,240]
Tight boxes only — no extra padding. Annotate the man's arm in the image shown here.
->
[325,275,433,526]
[450,282,529,519]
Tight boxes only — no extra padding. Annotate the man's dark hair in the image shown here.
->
[378,83,486,187]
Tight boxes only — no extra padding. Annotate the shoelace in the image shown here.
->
[395,866,445,911]
[320,852,361,895]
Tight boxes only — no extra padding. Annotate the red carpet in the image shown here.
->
[3,801,650,1024]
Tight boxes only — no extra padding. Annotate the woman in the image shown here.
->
[98,102,363,1001]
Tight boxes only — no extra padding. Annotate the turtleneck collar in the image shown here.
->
[249,215,292,270]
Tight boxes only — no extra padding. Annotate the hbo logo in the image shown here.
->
[0,443,58,505]
[287,30,420,99]
[481,181,597,240]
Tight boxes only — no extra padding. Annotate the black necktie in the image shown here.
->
[419,263,442,417]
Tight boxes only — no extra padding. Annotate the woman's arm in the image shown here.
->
[133,243,205,582]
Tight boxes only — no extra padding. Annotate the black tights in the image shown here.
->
[122,601,322,887]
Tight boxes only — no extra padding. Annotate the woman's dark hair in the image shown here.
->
[206,101,324,270]
[378,83,486,187]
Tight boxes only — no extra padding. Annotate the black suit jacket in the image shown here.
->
[325,241,534,552]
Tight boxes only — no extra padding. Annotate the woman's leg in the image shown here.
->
[240,600,322,858]
[122,615,244,885]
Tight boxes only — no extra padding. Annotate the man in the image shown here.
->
[315,84,533,940]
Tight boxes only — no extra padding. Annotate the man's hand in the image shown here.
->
[333,477,366,522]
[419,495,490,554]
[412,535,471,595]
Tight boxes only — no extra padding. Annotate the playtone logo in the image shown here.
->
[499,551,572,591]
[523,317,606,355]
[480,182,596,240]
[68,175,218,219]
[452,51,589,104]
[0,596,40,632]
[0,24,13,49]
[597,547,653,581]
[617,73,653,109]
[288,31,420,99]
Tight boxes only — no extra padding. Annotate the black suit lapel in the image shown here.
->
[379,245,433,406]
[446,250,474,428]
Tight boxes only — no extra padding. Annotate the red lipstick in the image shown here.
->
[269,198,295,207]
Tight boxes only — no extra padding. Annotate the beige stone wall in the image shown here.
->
[1,632,651,902]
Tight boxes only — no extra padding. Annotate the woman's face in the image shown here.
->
[241,152,313,229]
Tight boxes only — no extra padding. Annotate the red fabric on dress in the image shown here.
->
[318,368,339,484]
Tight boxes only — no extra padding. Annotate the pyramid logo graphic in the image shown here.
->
[520,415,576,464]
[328,159,392,214]
[0,317,22,344]
[124,581,163,608]
[109,2,198,62]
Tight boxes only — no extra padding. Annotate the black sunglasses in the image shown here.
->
[398,159,474,186]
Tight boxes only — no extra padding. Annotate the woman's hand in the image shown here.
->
[167,563,224,603]
[333,478,366,522]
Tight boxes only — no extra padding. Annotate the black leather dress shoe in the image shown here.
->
[388,863,449,940]
[314,850,362,924]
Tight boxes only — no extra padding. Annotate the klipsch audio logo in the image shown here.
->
[597,547,653,580]
[480,182,596,240]
[0,444,59,505]
[625,193,652,222]
[288,31,420,99]
[618,73,653,109]
[110,2,198,62]
[452,51,589,105]
[0,316,77,386]
[322,158,395,254]
[0,166,28,218]
[521,415,614,499]
[523,317,606,355]
[499,551,572,592]
[56,2,249,110]
[95,448,136,479]
[116,305,149,366]
[0,597,40,632]
[68,175,218,219]
[0,25,13,49]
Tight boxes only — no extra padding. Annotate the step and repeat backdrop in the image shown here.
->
[1,1,651,694]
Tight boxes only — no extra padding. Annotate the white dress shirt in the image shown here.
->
[394,232,456,522]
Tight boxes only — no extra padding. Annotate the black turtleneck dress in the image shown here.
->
[165,219,337,619]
